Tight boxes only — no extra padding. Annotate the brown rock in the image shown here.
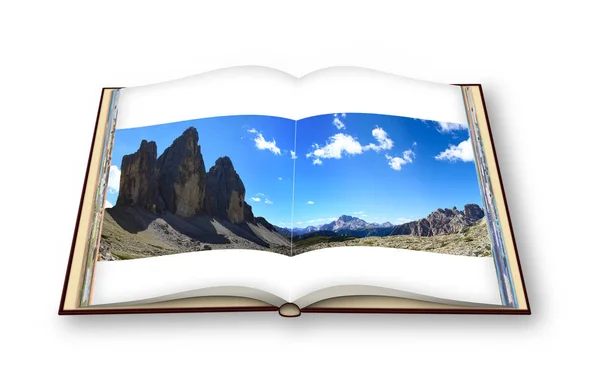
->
[205,156,251,224]
[115,140,165,214]
[464,203,485,224]
[156,127,207,217]
[389,204,485,237]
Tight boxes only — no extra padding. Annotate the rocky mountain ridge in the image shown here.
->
[280,217,395,236]
[116,127,256,225]
[278,204,485,239]
[101,127,290,260]
[389,204,484,236]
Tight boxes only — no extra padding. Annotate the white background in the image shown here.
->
[0,1,597,384]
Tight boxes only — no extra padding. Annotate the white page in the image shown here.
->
[92,247,501,307]
[115,66,466,130]
[298,66,467,125]
[115,66,298,130]
[288,247,501,307]
[92,250,290,306]
[94,66,499,307]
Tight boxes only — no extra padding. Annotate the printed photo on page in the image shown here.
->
[99,112,493,261]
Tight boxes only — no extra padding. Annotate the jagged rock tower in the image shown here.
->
[115,127,256,224]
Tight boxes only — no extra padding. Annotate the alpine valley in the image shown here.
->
[285,204,492,257]
[99,127,291,260]
[100,126,492,260]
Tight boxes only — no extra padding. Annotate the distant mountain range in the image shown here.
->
[277,204,485,239]
[275,216,394,236]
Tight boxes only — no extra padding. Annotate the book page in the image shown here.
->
[298,66,467,123]
[288,95,501,306]
[91,247,500,307]
[89,66,502,307]
[115,66,465,125]
[288,248,501,308]
[100,114,295,263]
[92,250,290,307]
[115,66,299,129]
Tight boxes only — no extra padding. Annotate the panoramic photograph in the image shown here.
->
[289,112,493,257]
[99,115,296,261]
[98,112,493,262]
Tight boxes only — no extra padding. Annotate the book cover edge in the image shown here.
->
[59,84,531,316]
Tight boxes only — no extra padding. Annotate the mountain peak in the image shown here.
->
[156,126,206,217]
[213,156,234,168]
[338,214,360,221]
[181,126,198,137]
[116,139,163,214]
[390,203,485,236]
[115,127,259,224]
[204,155,250,224]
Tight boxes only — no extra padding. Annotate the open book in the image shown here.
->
[59,66,530,316]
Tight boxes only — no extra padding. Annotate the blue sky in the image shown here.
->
[106,115,296,224]
[293,113,480,227]
[107,113,481,228]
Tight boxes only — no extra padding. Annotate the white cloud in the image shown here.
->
[386,156,404,170]
[307,133,363,161]
[385,149,415,171]
[435,138,474,162]
[306,127,401,165]
[257,192,265,196]
[333,117,346,130]
[105,200,113,209]
[291,150,297,159]
[254,133,281,155]
[437,121,468,133]
[307,201,314,205]
[278,177,283,180]
[363,126,394,152]
[353,211,366,215]
[107,165,120,193]
[265,199,273,204]
[403,149,415,162]
[296,221,303,225]
[247,128,257,133]
[251,197,261,202]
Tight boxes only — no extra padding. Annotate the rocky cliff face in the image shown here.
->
[390,204,485,236]
[116,140,165,214]
[464,203,485,223]
[116,127,258,224]
[255,216,276,232]
[243,202,256,224]
[156,127,206,217]
[204,156,251,224]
